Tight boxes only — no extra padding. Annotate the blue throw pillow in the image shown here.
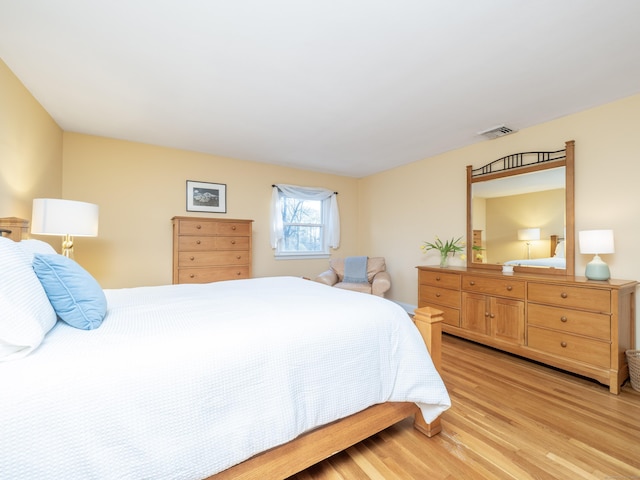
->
[32,254,107,330]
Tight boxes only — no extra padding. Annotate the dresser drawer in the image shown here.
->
[528,326,610,368]
[178,266,250,283]
[419,285,460,309]
[178,236,250,251]
[178,251,250,267]
[528,283,610,312]
[419,270,461,289]
[528,304,610,340]
[462,275,525,299]
[178,220,219,235]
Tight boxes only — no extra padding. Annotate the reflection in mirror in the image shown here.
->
[466,141,575,276]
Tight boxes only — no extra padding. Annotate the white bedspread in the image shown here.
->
[0,276,450,480]
[504,256,566,268]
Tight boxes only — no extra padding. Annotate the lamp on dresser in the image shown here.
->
[517,228,540,259]
[31,198,99,258]
[579,229,614,281]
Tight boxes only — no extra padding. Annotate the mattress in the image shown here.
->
[0,276,450,479]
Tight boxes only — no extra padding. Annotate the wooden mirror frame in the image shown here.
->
[466,140,575,276]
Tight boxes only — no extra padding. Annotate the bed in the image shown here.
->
[504,235,566,269]
[0,226,450,480]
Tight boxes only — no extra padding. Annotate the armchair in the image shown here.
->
[314,257,391,297]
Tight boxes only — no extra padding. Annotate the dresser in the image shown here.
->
[172,217,253,284]
[417,266,637,393]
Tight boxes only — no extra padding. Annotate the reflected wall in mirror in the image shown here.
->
[466,140,575,276]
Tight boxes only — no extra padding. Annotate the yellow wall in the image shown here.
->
[0,58,62,219]
[359,93,640,345]
[62,133,360,287]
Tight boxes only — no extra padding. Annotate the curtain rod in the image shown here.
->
[272,185,338,194]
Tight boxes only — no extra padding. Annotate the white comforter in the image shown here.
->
[0,276,450,480]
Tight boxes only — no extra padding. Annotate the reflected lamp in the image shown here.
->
[578,229,614,281]
[517,228,540,259]
[31,199,99,258]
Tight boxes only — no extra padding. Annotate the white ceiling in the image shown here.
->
[1,1,640,178]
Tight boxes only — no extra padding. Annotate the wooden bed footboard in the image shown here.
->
[209,306,444,480]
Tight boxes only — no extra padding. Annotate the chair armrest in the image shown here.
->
[315,270,338,286]
[371,271,391,297]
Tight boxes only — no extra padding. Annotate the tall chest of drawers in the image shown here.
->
[417,266,637,394]
[172,216,253,284]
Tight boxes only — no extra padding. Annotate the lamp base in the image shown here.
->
[584,254,610,281]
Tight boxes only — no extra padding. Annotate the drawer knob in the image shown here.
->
[236,255,241,259]
[436,276,441,281]
[231,240,236,245]
[189,274,195,278]
[196,240,201,245]
[196,224,202,229]
[560,316,568,322]
[189,256,195,261]
[236,271,242,276]
[561,292,568,299]
[435,293,441,297]
[485,312,489,317]
[506,285,513,291]
[490,313,495,318]
[560,341,567,348]
[232,225,237,230]
[469,281,475,286]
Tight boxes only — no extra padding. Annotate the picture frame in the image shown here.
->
[186,180,227,213]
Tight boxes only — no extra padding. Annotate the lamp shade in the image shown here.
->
[579,230,614,254]
[31,199,99,237]
[517,228,540,241]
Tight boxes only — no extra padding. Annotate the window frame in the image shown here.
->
[275,193,331,259]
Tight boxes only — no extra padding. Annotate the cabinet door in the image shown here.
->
[462,292,491,335]
[491,297,524,344]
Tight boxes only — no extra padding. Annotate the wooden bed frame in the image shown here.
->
[1,217,445,480]
[210,306,445,480]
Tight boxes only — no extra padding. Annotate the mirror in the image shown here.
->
[466,140,575,276]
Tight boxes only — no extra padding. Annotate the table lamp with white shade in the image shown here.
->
[517,227,540,259]
[31,198,99,258]
[578,229,614,280]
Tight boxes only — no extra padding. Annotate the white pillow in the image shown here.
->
[15,239,57,261]
[0,238,57,361]
[554,241,565,258]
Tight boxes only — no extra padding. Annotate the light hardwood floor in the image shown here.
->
[289,334,640,479]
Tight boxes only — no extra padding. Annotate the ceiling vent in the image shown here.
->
[478,125,517,140]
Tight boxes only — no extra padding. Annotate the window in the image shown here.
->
[270,184,340,258]
[279,195,328,256]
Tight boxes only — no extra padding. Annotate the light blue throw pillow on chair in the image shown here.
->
[32,254,107,330]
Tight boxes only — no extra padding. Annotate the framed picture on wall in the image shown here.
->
[186,180,227,213]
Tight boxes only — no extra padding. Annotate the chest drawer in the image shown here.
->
[178,251,250,267]
[178,265,250,283]
[419,270,461,289]
[178,236,250,251]
[462,275,525,299]
[419,285,461,309]
[528,304,610,340]
[178,220,251,236]
[528,283,610,312]
[528,326,610,368]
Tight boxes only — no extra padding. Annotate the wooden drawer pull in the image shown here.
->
[506,285,513,291]
[189,256,195,261]
[232,225,237,230]
[469,281,476,286]
[236,271,242,276]
[560,341,567,348]
[435,293,441,297]
[196,224,202,229]
[196,240,201,244]
[561,292,568,298]
[189,274,195,278]
[485,312,489,317]
[236,255,241,259]
[435,276,441,281]
[560,316,568,322]
[231,240,236,245]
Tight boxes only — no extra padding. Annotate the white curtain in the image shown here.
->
[270,184,340,249]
